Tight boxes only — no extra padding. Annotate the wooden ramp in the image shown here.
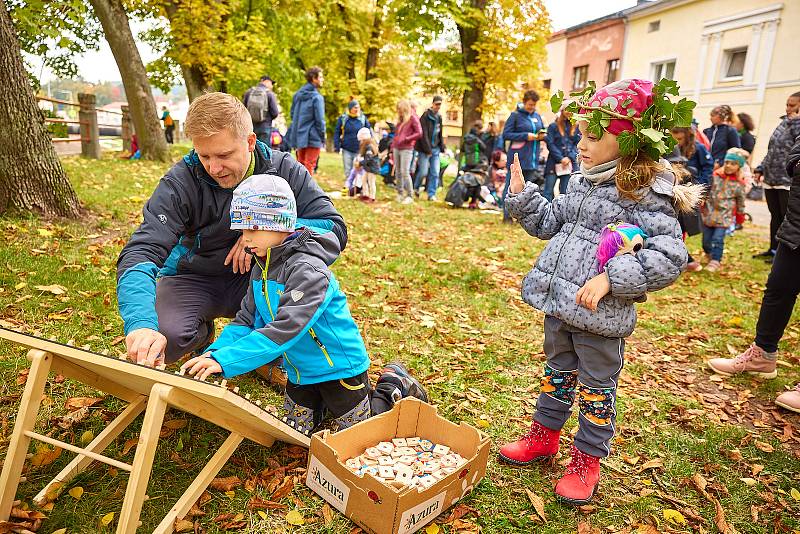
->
[0,328,310,533]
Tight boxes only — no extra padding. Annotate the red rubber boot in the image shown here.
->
[554,446,601,505]
[498,421,560,465]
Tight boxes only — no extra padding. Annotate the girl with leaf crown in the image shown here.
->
[498,79,704,505]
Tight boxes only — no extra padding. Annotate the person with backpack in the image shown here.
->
[501,90,546,221]
[413,95,446,201]
[286,67,326,175]
[160,106,175,144]
[461,120,488,172]
[334,99,371,187]
[243,76,281,146]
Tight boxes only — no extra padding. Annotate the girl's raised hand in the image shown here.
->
[180,352,222,381]
[509,153,525,194]
[576,272,611,312]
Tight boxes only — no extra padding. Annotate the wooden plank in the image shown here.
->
[0,350,52,520]
[116,384,170,534]
[49,357,141,403]
[163,387,276,447]
[34,396,147,505]
[152,433,244,534]
[23,431,133,471]
[0,329,310,447]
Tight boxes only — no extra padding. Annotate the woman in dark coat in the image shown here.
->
[542,110,580,201]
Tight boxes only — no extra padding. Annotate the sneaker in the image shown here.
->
[255,358,288,390]
[396,194,404,203]
[706,260,721,272]
[402,196,414,205]
[752,250,774,258]
[685,261,703,272]
[498,420,560,465]
[775,384,800,413]
[377,362,428,403]
[428,195,438,202]
[554,446,601,505]
[707,344,778,379]
[703,252,712,264]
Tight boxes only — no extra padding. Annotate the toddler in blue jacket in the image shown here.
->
[182,174,427,434]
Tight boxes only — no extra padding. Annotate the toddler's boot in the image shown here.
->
[377,362,429,403]
[776,383,800,413]
[708,344,777,379]
[554,446,601,505]
[498,420,560,465]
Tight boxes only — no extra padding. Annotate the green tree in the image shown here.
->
[415,0,550,132]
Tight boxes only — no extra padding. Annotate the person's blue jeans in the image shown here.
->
[543,173,570,201]
[413,148,441,199]
[702,225,727,261]
[342,150,357,186]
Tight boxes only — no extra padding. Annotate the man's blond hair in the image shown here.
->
[184,92,253,140]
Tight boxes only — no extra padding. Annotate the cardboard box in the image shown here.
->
[305,398,490,534]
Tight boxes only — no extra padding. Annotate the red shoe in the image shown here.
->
[498,421,560,465]
[554,446,601,505]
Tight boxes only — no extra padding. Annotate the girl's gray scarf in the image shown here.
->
[581,158,619,185]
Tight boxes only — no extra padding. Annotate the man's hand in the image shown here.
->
[561,157,571,167]
[754,170,763,182]
[527,132,536,141]
[125,328,167,367]
[509,153,525,195]
[224,235,253,274]
[181,353,222,381]
[576,273,611,312]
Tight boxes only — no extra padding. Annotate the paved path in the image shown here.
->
[746,198,770,228]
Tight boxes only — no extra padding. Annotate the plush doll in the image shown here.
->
[596,222,648,272]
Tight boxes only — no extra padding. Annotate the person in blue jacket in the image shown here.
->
[334,100,371,186]
[116,92,346,385]
[286,67,326,175]
[703,105,741,166]
[501,90,546,220]
[181,174,428,434]
[542,110,580,201]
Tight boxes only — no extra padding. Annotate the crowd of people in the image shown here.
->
[114,70,800,514]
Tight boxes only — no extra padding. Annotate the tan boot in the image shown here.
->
[255,359,288,390]
[708,344,777,379]
[775,384,800,413]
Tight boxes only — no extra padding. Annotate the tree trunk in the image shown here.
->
[364,0,385,81]
[88,0,169,162]
[0,2,80,217]
[458,0,487,134]
[180,63,211,102]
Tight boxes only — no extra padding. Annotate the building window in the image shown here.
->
[572,65,589,91]
[722,48,747,79]
[651,60,675,81]
[648,20,660,32]
[605,59,620,84]
[446,110,459,122]
[543,79,551,90]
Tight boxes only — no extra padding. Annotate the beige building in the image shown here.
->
[621,0,799,162]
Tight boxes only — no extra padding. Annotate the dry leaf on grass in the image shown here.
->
[209,476,242,492]
[270,476,295,500]
[34,285,67,295]
[64,397,102,411]
[29,446,62,467]
[286,510,304,526]
[525,489,546,522]
[636,458,664,472]
[174,518,194,532]
[320,503,334,525]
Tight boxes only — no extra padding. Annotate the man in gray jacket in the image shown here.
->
[116,92,346,371]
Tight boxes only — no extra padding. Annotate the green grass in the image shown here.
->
[1,149,799,533]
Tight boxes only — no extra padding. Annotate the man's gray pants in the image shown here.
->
[342,150,358,186]
[155,273,250,362]
[534,315,625,458]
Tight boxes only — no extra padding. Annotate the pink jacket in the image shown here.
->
[393,114,422,150]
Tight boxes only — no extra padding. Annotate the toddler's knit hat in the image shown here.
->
[583,79,654,135]
[724,148,747,166]
[230,174,297,232]
[357,127,372,142]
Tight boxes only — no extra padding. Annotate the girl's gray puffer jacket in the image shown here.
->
[506,160,697,338]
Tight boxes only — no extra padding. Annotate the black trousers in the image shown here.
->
[765,189,789,252]
[164,125,174,144]
[155,273,250,362]
[755,243,800,353]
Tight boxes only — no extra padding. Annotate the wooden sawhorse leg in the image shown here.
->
[116,383,171,534]
[33,396,147,506]
[0,350,52,521]
[152,432,244,534]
